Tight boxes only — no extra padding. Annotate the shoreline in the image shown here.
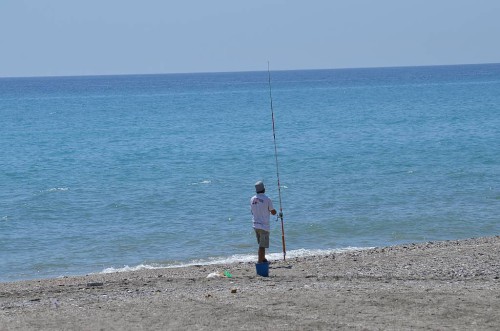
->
[1,245,369,285]
[1,236,499,330]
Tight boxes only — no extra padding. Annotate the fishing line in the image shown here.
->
[267,62,286,261]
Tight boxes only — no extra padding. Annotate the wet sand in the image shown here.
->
[1,236,499,330]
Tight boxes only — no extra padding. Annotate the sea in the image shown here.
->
[1,64,499,282]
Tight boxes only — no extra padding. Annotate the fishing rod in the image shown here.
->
[267,62,286,261]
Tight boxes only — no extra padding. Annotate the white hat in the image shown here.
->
[255,181,265,193]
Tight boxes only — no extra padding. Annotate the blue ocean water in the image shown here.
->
[1,64,499,282]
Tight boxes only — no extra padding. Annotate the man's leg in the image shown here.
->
[255,229,269,263]
[258,247,266,263]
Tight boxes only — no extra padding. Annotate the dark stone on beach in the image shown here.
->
[86,282,104,287]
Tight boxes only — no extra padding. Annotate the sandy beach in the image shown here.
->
[1,236,499,330]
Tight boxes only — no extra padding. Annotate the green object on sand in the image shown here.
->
[223,270,232,278]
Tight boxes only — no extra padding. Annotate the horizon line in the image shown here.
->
[1,62,498,80]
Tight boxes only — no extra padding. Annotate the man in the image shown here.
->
[250,180,277,263]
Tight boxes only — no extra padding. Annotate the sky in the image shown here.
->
[1,0,499,77]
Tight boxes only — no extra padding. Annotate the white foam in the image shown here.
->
[101,263,161,274]
[98,247,368,275]
[44,187,69,192]
[189,180,212,185]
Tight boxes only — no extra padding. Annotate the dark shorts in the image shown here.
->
[254,229,269,248]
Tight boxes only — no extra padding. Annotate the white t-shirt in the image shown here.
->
[250,193,274,231]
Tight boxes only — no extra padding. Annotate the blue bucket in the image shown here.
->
[255,262,269,277]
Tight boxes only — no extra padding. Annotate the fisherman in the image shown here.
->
[250,181,277,263]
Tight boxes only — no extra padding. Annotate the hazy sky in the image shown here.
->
[1,0,499,77]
